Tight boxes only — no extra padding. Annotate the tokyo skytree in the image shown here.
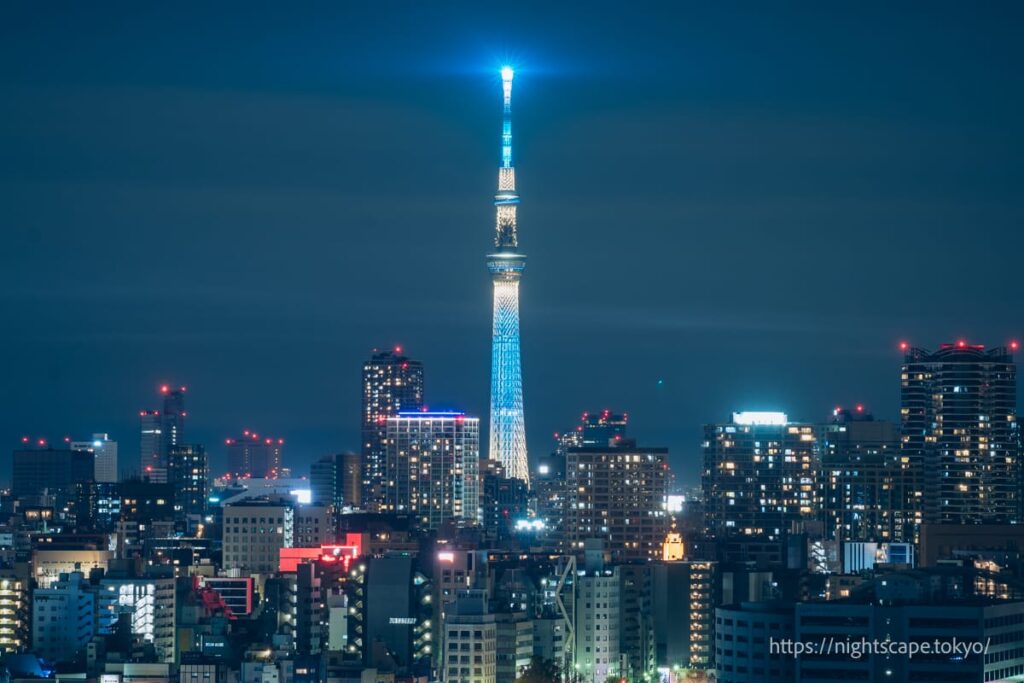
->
[487,66,529,485]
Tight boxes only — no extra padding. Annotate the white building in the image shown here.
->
[32,571,95,663]
[574,570,621,683]
[443,590,497,683]
[97,576,176,663]
[72,433,118,483]
[222,501,294,573]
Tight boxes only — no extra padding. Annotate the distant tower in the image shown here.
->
[487,66,529,485]
[140,384,186,483]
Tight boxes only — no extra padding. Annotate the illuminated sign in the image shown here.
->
[389,617,416,625]
[732,411,788,426]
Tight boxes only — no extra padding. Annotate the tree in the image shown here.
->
[517,656,561,683]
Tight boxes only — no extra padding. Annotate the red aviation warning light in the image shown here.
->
[898,341,909,351]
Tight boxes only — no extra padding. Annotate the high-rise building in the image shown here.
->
[820,407,909,543]
[140,384,186,482]
[12,445,94,513]
[702,412,819,541]
[561,439,669,560]
[167,444,208,534]
[311,452,361,510]
[653,560,717,671]
[71,433,118,483]
[487,66,529,486]
[361,347,425,510]
[901,342,1019,526]
[225,431,283,479]
[384,411,481,529]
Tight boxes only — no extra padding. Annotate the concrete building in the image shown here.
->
[654,560,717,672]
[72,433,118,484]
[32,548,111,588]
[574,568,621,683]
[561,444,669,560]
[713,602,795,683]
[97,573,177,663]
[443,590,497,683]
[222,501,294,573]
[384,411,481,529]
[31,571,95,663]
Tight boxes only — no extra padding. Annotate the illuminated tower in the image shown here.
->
[487,66,529,485]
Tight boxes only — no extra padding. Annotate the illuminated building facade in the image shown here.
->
[0,570,28,653]
[561,444,669,560]
[97,574,176,663]
[225,431,283,479]
[702,412,819,540]
[167,444,208,534]
[821,408,909,542]
[140,384,186,482]
[361,347,425,510]
[487,66,529,486]
[900,342,1018,526]
[71,433,118,483]
[311,452,361,510]
[384,411,481,529]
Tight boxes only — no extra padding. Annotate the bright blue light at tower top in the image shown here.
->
[501,66,514,81]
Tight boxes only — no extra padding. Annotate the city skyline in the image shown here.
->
[3,4,1024,484]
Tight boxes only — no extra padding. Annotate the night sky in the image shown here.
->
[2,3,1023,485]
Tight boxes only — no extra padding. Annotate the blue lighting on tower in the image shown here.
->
[487,65,529,486]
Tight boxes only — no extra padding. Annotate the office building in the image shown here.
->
[311,452,361,510]
[31,571,95,664]
[222,501,294,573]
[384,411,481,529]
[702,412,819,540]
[140,385,186,482]
[361,347,424,510]
[71,433,118,483]
[714,602,795,683]
[443,590,497,683]
[901,342,1018,525]
[225,431,283,479]
[12,445,94,512]
[167,444,208,534]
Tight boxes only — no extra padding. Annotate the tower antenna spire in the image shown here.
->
[487,65,529,486]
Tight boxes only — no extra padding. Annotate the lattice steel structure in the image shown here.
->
[487,66,529,485]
